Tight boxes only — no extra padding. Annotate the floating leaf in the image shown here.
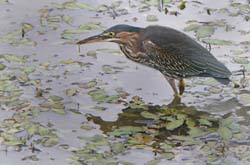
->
[198,119,212,127]
[237,93,250,106]
[233,57,249,64]
[96,5,109,12]
[196,26,214,38]
[47,15,62,22]
[48,95,63,102]
[218,127,232,140]
[62,14,73,24]
[0,63,6,70]
[42,136,59,147]
[110,126,143,136]
[40,102,65,115]
[78,79,97,89]
[21,66,36,74]
[202,39,233,46]
[162,152,175,160]
[22,155,39,161]
[0,54,25,63]
[0,0,8,4]
[184,24,200,32]
[188,127,203,137]
[88,88,119,103]
[65,89,78,97]
[57,1,95,10]
[111,143,125,154]
[111,1,122,7]
[146,15,158,22]
[62,22,105,40]
[140,111,159,120]
[166,119,184,131]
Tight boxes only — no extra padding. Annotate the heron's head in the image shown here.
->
[76,24,142,45]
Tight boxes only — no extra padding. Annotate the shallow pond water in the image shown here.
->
[0,0,250,164]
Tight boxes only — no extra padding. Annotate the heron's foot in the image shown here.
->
[178,79,185,95]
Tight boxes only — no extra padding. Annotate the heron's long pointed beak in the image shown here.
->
[76,34,105,45]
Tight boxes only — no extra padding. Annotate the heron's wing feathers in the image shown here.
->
[143,40,205,77]
[141,26,231,78]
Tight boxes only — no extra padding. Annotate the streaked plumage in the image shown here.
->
[77,24,232,96]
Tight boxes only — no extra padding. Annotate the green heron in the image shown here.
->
[77,24,231,96]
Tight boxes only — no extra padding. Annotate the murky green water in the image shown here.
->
[1,0,250,164]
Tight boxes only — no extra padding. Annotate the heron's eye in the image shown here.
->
[103,32,116,37]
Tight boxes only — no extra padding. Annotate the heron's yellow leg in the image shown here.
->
[165,77,178,96]
[178,79,185,95]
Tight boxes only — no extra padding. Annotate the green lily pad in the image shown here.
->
[62,14,73,24]
[48,95,64,102]
[196,26,214,38]
[110,126,143,136]
[162,152,175,160]
[0,63,6,70]
[47,15,62,22]
[40,102,65,115]
[111,1,122,7]
[22,155,39,161]
[140,111,159,120]
[0,54,25,63]
[96,5,109,12]
[138,5,151,12]
[146,15,158,22]
[166,119,184,131]
[144,0,172,6]
[42,136,60,147]
[21,66,36,74]
[202,39,233,46]
[88,88,119,103]
[237,93,250,106]
[183,24,200,32]
[233,57,249,64]
[198,118,213,127]
[65,89,78,97]
[78,79,97,89]
[0,0,9,4]
[55,1,95,10]
[218,126,232,140]
[62,22,105,40]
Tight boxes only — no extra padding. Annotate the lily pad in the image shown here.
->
[166,119,184,131]
[55,1,95,10]
[184,24,200,32]
[146,15,158,22]
[110,126,143,136]
[140,111,159,120]
[96,5,109,12]
[196,26,214,38]
[202,39,233,46]
[237,93,250,106]
[0,63,6,70]
[65,89,78,97]
[62,14,73,24]
[42,136,60,147]
[0,54,25,63]
[218,126,232,140]
[62,22,105,40]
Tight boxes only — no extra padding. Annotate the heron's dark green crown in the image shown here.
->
[103,24,142,34]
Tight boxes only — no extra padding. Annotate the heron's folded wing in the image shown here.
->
[143,40,205,77]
